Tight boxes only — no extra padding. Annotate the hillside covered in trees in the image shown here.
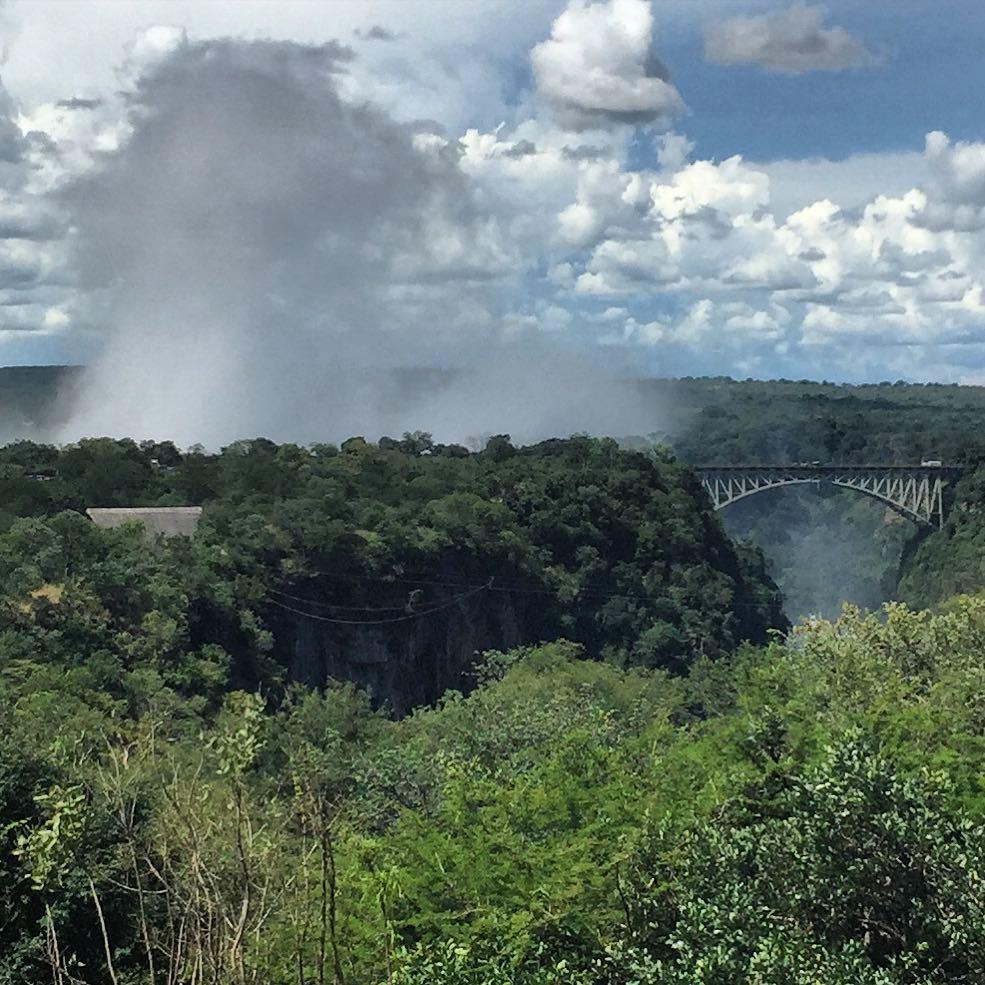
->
[641,377,985,618]
[653,376,985,465]
[6,386,985,981]
[13,365,985,620]
[5,572,985,982]
[9,367,985,619]
[0,434,783,709]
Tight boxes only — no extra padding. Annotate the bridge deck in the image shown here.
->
[694,464,963,474]
[692,464,963,528]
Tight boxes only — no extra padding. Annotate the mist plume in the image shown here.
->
[58,37,652,448]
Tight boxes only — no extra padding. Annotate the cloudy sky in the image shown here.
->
[2,0,985,439]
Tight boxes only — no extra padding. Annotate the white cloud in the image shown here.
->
[531,0,684,130]
[123,24,188,74]
[600,314,666,346]
[924,131,985,205]
[571,154,799,297]
[755,150,926,219]
[918,131,985,230]
[656,131,694,171]
[557,158,642,247]
[555,130,985,373]
[3,0,985,400]
[705,4,882,75]
[650,156,769,221]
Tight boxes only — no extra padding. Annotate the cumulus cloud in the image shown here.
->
[6,1,985,406]
[918,130,985,230]
[531,0,683,130]
[551,126,985,378]
[656,131,694,171]
[0,71,80,356]
[705,4,882,75]
[570,154,800,297]
[0,79,27,166]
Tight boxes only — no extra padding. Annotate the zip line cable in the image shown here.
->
[300,567,786,606]
[267,586,415,613]
[273,566,676,601]
[265,570,782,612]
[265,579,493,625]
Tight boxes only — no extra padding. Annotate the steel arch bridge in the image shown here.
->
[694,465,963,529]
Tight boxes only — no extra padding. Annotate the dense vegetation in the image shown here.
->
[14,366,985,617]
[651,376,985,465]
[898,466,985,609]
[13,366,985,618]
[7,375,985,980]
[0,434,783,709]
[639,377,985,618]
[6,584,985,982]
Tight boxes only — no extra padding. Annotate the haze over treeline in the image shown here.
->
[52,40,655,447]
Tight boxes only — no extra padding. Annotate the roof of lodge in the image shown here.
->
[86,506,203,538]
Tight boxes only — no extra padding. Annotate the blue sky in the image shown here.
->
[3,0,985,437]
[679,1,985,161]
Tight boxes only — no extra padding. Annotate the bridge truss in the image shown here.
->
[694,465,962,528]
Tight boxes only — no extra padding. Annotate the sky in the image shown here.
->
[2,0,985,441]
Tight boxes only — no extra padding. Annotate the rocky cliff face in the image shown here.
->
[277,591,525,714]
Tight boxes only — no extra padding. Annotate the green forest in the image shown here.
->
[9,367,985,618]
[6,375,985,981]
[641,376,985,619]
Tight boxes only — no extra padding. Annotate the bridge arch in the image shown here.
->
[693,465,961,529]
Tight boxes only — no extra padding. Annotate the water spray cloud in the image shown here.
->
[58,36,652,447]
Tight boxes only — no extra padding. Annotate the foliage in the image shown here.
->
[0,435,785,713]
[6,406,985,980]
[898,466,985,608]
[2,595,985,980]
[652,376,985,467]
[638,376,985,619]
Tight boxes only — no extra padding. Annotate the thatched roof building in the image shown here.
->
[86,507,202,538]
